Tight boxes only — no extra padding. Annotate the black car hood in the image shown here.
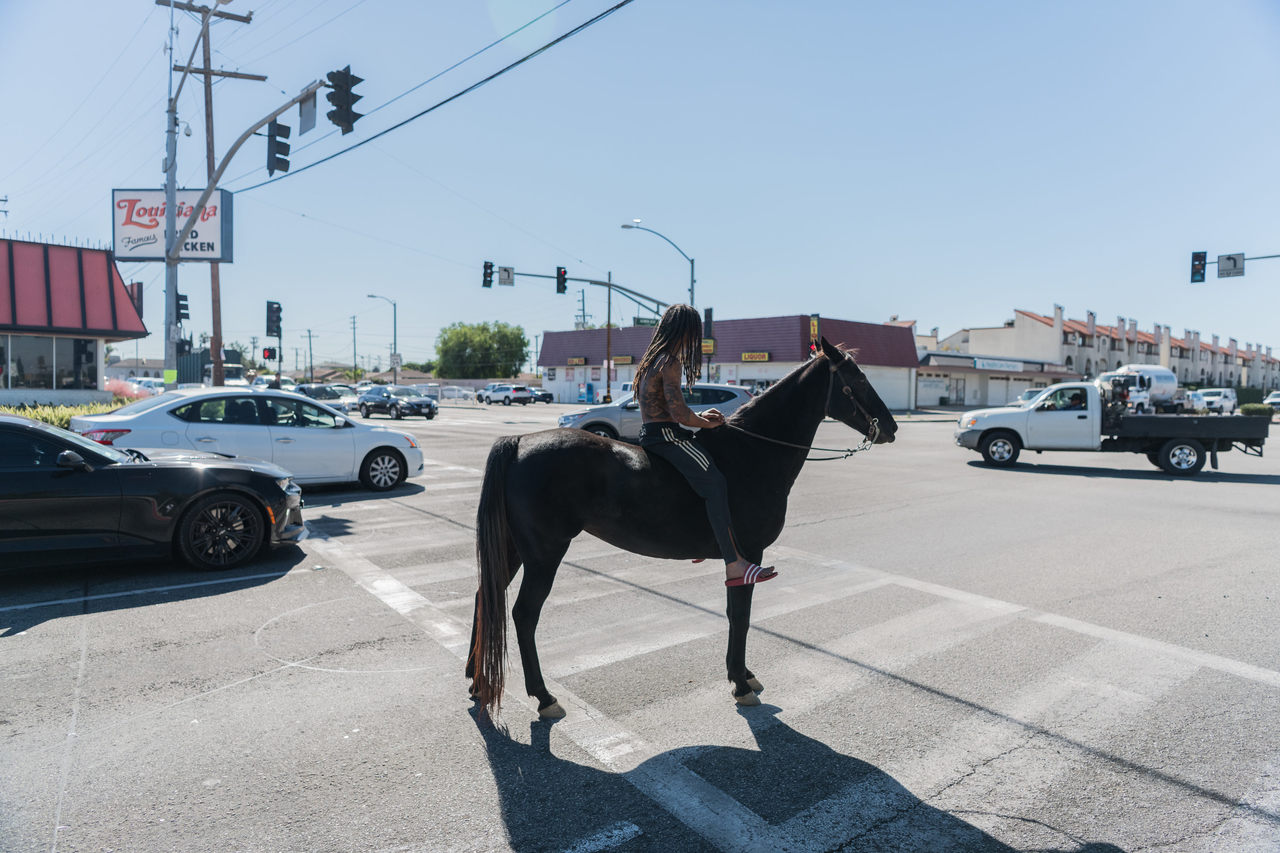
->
[134,448,291,478]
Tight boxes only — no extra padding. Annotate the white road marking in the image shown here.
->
[561,821,643,853]
[50,620,89,853]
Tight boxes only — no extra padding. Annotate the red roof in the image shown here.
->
[0,239,147,340]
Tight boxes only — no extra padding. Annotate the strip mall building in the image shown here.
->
[537,315,920,409]
[0,238,147,405]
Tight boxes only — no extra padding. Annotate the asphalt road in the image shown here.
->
[3,401,1278,852]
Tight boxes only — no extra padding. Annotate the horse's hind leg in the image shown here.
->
[726,584,763,705]
[512,544,571,718]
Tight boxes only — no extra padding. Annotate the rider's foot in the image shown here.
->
[725,559,777,587]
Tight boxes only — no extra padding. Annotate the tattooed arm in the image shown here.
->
[647,357,719,429]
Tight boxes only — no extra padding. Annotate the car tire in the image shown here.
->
[176,492,267,570]
[360,404,370,418]
[360,448,407,491]
[1157,438,1206,476]
[502,396,511,406]
[979,430,1020,467]
[585,424,618,440]
[1134,404,1146,414]
[1145,451,1162,468]
[425,410,436,420]
[392,405,403,420]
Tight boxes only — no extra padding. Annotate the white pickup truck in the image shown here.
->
[954,382,1268,476]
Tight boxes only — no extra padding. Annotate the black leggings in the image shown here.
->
[639,422,737,564]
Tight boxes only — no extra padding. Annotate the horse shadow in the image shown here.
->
[470,704,1125,853]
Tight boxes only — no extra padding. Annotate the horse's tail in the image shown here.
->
[472,435,520,716]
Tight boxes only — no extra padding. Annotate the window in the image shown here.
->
[174,396,260,425]
[1040,388,1087,411]
[0,429,66,470]
[261,397,336,428]
[55,338,97,389]
[10,335,53,389]
[685,387,737,405]
[546,368,556,381]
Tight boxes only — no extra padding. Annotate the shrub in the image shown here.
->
[0,400,127,429]
[1239,403,1275,417]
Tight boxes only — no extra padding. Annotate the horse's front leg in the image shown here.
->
[725,584,764,705]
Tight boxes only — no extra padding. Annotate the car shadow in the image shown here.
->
[965,460,1280,485]
[470,704,1124,852]
[299,481,426,508]
[0,546,308,637]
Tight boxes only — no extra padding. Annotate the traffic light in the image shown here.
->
[266,300,282,337]
[556,266,567,294]
[483,260,494,287]
[1190,251,1207,283]
[266,121,291,176]
[326,66,364,135]
[176,292,189,322]
[262,347,277,361]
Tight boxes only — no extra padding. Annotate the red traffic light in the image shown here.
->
[555,266,567,294]
[263,347,277,360]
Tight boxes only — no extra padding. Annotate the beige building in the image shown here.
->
[938,306,1278,392]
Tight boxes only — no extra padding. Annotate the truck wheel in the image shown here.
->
[980,431,1020,466]
[1134,403,1146,414]
[1157,438,1205,476]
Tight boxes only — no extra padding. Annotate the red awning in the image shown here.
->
[0,238,147,341]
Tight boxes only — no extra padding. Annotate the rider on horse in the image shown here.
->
[633,304,777,587]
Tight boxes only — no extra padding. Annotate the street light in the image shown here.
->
[367,293,398,385]
[621,219,695,308]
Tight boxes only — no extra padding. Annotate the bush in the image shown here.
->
[1239,403,1275,417]
[0,400,128,429]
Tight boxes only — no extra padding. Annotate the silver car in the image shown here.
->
[557,383,753,440]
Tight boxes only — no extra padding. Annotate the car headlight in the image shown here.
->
[276,477,301,495]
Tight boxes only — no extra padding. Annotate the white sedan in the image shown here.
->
[70,388,425,491]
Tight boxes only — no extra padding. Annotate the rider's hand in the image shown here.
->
[701,408,725,428]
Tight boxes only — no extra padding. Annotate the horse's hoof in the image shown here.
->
[746,677,764,693]
[538,701,566,719]
[733,689,761,706]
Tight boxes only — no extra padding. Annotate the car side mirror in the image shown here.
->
[57,450,93,472]
[623,401,639,410]
[334,416,347,428]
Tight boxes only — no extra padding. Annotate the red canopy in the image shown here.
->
[0,238,147,341]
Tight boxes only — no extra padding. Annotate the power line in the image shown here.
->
[234,0,635,193]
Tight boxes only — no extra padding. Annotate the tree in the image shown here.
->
[436,321,528,379]
[403,360,437,374]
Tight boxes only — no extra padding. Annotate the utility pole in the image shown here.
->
[305,329,316,383]
[604,271,613,402]
[351,316,358,381]
[294,347,301,371]
[170,0,265,386]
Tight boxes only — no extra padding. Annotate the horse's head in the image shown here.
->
[819,337,897,444]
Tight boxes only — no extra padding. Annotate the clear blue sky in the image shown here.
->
[2,0,1278,369]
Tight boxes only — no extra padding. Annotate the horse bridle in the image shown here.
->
[725,354,882,461]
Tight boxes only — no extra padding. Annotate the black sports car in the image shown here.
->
[357,385,439,419]
[531,388,554,403]
[0,414,305,572]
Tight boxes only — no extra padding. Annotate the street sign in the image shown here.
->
[634,316,657,326]
[498,266,514,286]
[1217,253,1244,278]
[390,353,402,368]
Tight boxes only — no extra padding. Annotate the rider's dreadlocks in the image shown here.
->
[635,304,702,390]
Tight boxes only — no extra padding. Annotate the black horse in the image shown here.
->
[468,337,898,717]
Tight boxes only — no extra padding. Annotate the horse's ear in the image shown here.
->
[819,336,841,362]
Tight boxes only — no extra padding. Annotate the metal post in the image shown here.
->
[604,271,612,403]
[393,300,398,385]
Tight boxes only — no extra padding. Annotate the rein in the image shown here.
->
[724,358,881,461]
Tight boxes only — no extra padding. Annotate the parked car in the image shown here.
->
[252,374,298,390]
[1196,388,1238,414]
[1264,391,1280,412]
[297,383,358,413]
[557,383,754,440]
[411,383,441,399]
[478,382,504,403]
[441,385,475,400]
[1007,388,1047,406]
[357,385,439,420]
[481,384,533,405]
[530,388,554,404]
[0,413,305,571]
[69,388,425,492]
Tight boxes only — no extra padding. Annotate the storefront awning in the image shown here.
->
[0,238,147,341]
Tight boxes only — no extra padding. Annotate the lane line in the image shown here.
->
[561,821,643,853]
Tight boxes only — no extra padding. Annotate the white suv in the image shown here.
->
[482,384,532,405]
[557,383,753,440]
[1197,388,1237,414]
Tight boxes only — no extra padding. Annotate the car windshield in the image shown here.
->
[1201,390,1221,398]
[111,391,188,415]
[32,419,132,464]
[388,386,419,398]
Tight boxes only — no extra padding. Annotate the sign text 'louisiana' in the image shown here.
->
[111,189,234,262]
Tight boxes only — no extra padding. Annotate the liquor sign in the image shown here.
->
[567,357,586,365]
[612,355,633,365]
[809,313,820,341]
[741,352,770,362]
[112,189,234,262]
[701,338,715,355]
